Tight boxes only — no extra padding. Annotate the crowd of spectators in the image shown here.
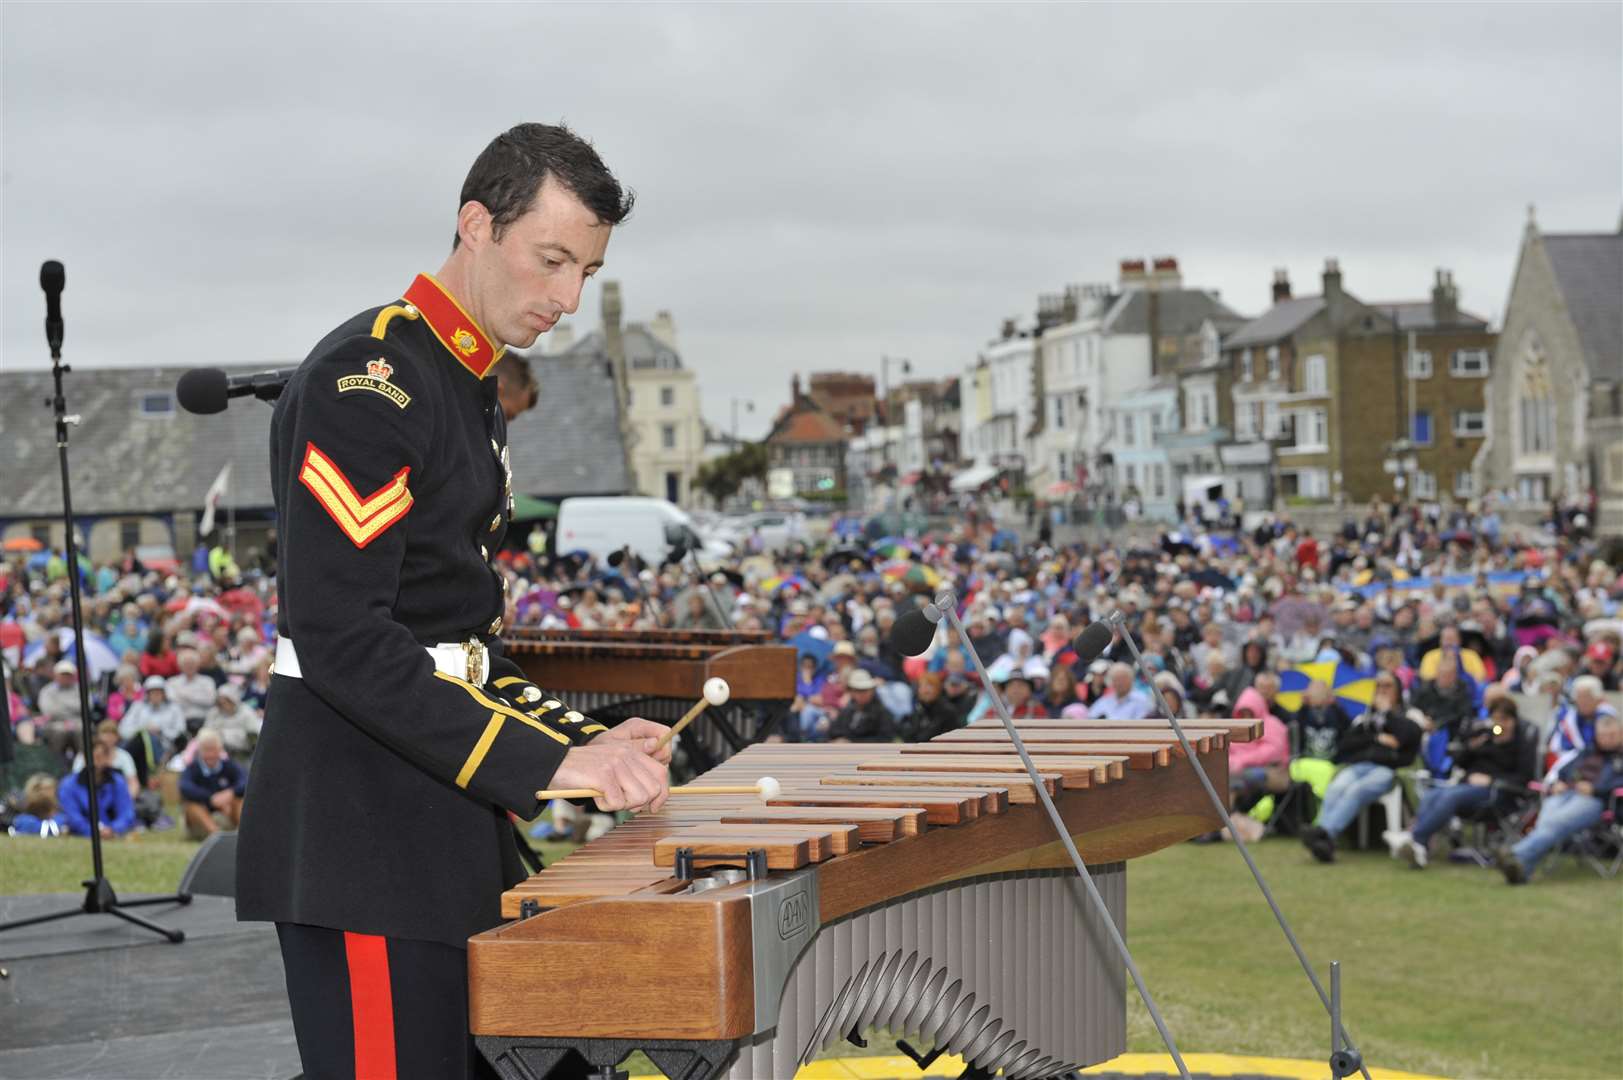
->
[5,493,1621,884]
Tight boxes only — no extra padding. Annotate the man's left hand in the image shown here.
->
[591,717,674,765]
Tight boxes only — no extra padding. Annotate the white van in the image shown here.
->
[554,497,729,567]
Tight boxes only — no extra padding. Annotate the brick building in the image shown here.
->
[1222,259,1494,505]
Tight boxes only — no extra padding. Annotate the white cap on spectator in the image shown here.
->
[845,668,879,691]
[53,660,77,676]
[143,675,167,691]
[1021,656,1050,682]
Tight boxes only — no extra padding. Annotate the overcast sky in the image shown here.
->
[4,2,1619,439]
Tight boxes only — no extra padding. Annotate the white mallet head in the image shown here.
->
[756,776,782,801]
[703,677,731,707]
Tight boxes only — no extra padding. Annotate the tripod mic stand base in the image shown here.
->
[0,876,192,944]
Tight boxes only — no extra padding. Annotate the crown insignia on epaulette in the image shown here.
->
[367,357,394,380]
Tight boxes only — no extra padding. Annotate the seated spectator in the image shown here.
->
[1549,676,1618,770]
[206,683,262,754]
[105,664,142,726]
[1226,687,1290,836]
[225,626,270,680]
[941,671,977,725]
[1080,659,1110,706]
[178,729,246,839]
[1500,645,1540,692]
[139,627,179,680]
[119,675,187,768]
[166,648,216,739]
[1499,711,1622,883]
[35,659,86,760]
[1411,655,1477,739]
[829,669,892,742]
[1001,658,1045,720]
[1249,679,1348,828]
[1581,640,1619,691]
[1394,696,1533,868]
[241,653,274,712]
[195,641,230,686]
[1042,663,1083,717]
[1153,671,1194,720]
[1088,663,1152,720]
[7,773,67,837]
[60,740,137,839]
[1300,671,1422,863]
[899,672,961,743]
[1418,623,1488,682]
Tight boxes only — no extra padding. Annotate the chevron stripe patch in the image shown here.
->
[298,442,413,549]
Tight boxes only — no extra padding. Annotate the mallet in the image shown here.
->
[535,775,781,803]
[651,677,730,753]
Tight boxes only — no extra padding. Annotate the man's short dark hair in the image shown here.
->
[454,122,633,248]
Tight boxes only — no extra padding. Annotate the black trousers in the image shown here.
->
[276,922,498,1080]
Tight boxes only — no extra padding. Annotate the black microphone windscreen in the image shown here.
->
[890,608,939,657]
[176,368,230,415]
[1071,621,1115,664]
[40,261,64,293]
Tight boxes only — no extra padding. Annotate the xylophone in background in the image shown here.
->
[502,627,796,781]
[469,716,1264,1080]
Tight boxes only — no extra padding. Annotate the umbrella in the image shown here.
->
[2,536,43,553]
[22,628,122,680]
[510,495,558,523]
[821,545,872,570]
[819,573,859,602]
[1275,661,1379,718]
[1043,480,1078,499]
[764,574,811,595]
[1189,568,1235,591]
[787,630,834,672]
[902,564,942,590]
[1267,596,1325,638]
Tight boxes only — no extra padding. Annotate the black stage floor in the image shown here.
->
[0,893,301,1079]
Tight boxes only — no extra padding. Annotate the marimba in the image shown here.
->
[469,717,1261,1079]
[503,628,796,776]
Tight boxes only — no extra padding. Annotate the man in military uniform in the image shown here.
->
[237,123,665,1079]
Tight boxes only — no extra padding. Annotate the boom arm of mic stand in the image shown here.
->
[1107,613,1372,1080]
[935,597,1190,1079]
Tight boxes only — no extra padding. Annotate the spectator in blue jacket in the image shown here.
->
[7,774,68,837]
[1499,711,1622,883]
[178,728,246,839]
[60,741,137,838]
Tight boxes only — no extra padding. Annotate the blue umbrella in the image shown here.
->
[787,630,834,674]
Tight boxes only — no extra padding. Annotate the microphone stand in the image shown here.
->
[929,593,1190,1079]
[0,264,190,944]
[1106,611,1368,1080]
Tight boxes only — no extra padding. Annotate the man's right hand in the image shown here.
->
[549,741,670,813]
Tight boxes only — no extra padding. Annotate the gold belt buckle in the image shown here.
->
[463,639,485,686]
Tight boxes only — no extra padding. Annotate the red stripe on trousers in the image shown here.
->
[344,931,397,1079]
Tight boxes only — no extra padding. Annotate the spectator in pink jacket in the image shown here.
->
[1228,686,1290,828]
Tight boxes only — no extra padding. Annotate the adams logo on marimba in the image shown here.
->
[777,890,810,940]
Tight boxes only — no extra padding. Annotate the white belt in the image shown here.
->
[274,636,489,685]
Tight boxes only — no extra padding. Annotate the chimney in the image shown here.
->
[1119,259,1148,290]
[649,309,678,351]
[548,323,575,353]
[791,373,802,402]
[1062,285,1080,323]
[1001,317,1017,340]
[1149,257,1182,290]
[1271,268,1292,304]
[1321,258,1344,323]
[1431,269,1459,326]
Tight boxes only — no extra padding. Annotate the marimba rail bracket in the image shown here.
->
[673,846,768,882]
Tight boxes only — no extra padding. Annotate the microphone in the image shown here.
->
[1071,621,1116,665]
[889,603,943,658]
[40,261,64,353]
[176,366,299,414]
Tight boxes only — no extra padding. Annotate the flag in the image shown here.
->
[199,461,232,537]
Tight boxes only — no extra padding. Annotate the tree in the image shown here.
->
[695,442,770,507]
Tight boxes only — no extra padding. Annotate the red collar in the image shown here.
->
[402,273,504,378]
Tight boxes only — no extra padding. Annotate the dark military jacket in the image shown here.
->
[236,273,602,947]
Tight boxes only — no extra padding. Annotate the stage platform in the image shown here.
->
[0,892,300,1079]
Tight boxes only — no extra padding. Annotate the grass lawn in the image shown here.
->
[4,828,1618,1078]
